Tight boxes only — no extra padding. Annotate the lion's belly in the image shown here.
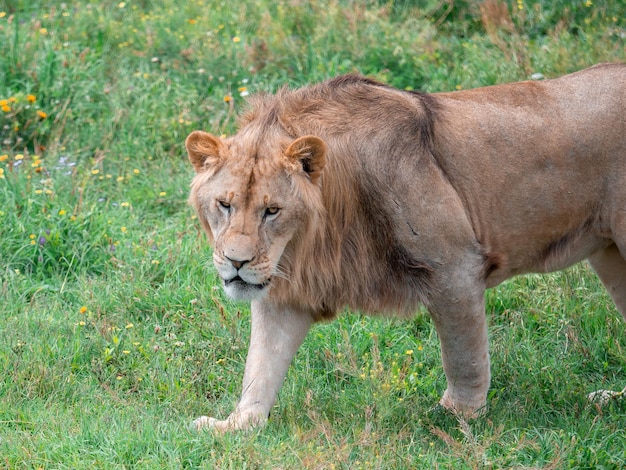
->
[484,233,611,288]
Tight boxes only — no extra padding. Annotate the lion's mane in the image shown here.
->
[234,76,441,319]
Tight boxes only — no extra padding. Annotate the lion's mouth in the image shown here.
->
[224,276,270,290]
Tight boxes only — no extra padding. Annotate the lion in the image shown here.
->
[186,63,626,431]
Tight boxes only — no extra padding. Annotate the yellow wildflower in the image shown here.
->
[37,110,47,119]
[0,155,8,162]
[27,94,36,103]
[1,104,10,113]
[79,306,88,314]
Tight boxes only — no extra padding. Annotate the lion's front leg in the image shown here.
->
[429,273,491,418]
[193,300,313,432]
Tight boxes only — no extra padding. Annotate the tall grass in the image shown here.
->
[1,0,625,467]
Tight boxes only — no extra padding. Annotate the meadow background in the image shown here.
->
[1,0,625,468]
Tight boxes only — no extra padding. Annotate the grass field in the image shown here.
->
[1,0,625,468]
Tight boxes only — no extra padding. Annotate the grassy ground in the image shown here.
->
[1,0,625,468]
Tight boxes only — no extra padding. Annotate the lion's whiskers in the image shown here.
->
[272,265,291,282]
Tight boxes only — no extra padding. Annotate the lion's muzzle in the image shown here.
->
[222,274,271,301]
[217,253,272,301]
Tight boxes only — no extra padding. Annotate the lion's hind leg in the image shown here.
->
[588,243,626,319]
[585,243,626,406]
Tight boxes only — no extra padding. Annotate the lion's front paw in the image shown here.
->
[439,389,487,419]
[191,411,267,433]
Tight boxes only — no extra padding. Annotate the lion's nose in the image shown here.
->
[226,256,251,270]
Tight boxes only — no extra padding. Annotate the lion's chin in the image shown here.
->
[222,276,270,301]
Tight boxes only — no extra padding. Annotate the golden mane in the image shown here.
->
[237,76,439,319]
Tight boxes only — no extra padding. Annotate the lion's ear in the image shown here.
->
[185,130,224,173]
[285,135,326,184]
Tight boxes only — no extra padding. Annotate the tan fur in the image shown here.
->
[186,64,626,431]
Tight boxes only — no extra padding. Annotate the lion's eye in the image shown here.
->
[217,200,231,212]
[264,206,280,218]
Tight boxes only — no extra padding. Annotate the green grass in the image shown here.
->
[1,0,625,467]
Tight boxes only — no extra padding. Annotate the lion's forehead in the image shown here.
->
[217,158,290,206]
[226,135,286,169]
[228,128,285,156]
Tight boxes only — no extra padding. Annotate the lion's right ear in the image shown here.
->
[185,130,224,173]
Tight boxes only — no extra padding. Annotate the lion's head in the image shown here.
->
[186,129,326,301]
[187,75,439,318]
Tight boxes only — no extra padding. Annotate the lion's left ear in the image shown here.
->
[285,135,326,184]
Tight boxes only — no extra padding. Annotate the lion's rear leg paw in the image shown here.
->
[587,385,626,406]
[191,416,222,432]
